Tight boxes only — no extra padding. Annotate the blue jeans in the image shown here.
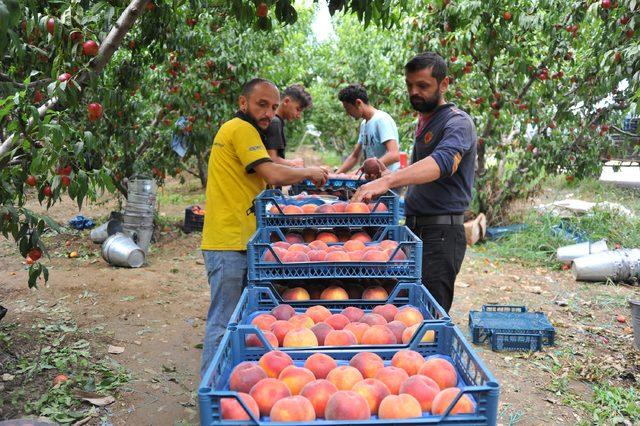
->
[200,250,247,376]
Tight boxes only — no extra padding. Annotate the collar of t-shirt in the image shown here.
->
[415,103,455,137]
[235,110,267,142]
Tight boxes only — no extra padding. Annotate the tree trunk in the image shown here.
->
[196,150,208,188]
[0,0,148,162]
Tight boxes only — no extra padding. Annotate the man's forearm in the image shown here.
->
[381,156,441,188]
[378,151,400,167]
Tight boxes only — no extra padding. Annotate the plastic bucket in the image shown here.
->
[630,300,640,350]
[557,239,608,262]
[101,233,145,268]
[127,179,156,195]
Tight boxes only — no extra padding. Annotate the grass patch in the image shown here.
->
[0,317,131,424]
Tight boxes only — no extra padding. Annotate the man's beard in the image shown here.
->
[410,91,441,113]
[247,109,271,129]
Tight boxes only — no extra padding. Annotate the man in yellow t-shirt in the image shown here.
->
[200,78,328,375]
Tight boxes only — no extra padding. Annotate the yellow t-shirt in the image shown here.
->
[201,117,271,251]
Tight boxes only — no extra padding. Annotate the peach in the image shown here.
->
[345,202,370,214]
[269,204,281,214]
[317,232,339,244]
[431,387,475,415]
[372,304,398,322]
[289,243,310,253]
[362,286,389,300]
[331,202,348,213]
[349,352,384,379]
[418,358,458,390]
[378,239,399,251]
[341,306,365,322]
[249,378,292,416]
[324,329,357,346]
[352,378,391,415]
[324,314,350,330]
[221,392,260,420]
[391,349,425,376]
[325,390,371,420]
[308,249,327,262]
[306,305,332,323]
[270,395,316,421]
[246,330,278,348]
[271,304,296,321]
[325,251,350,262]
[344,322,370,343]
[258,351,293,378]
[402,324,435,344]
[264,246,286,262]
[315,204,337,214]
[278,366,316,395]
[399,375,440,412]
[326,366,364,391]
[343,239,365,252]
[348,250,364,261]
[361,324,397,345]
[283,205,304,215]
[273,241,291,250]
[229,361,267,393]
[325,245,345,252]
[362,249,389,262]
[300,379,338,418]
[378,394,422,419]
[284,233,304,244]
[288,314,314,329]
[387,320,407,343]
[360,313,388,326]
[374,366,409,394]
[283,327,318,348]
[301,203,318,214]
[308,240,329,251]
[282,250,309,263]
[350,231,373,243]
[252,314,277,330]
[394,306,424,327]
[271,321,295,346]
[304,353,337,380]
[282,287,310,301]
[310,322,334,346]
[386,248,407,261]
[320,286,349,300]
[369,202,388,213]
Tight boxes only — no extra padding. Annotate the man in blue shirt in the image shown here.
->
[335,84,400,174]
[353,52,477,312]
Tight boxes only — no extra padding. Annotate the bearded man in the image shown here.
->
[353,52,477,313]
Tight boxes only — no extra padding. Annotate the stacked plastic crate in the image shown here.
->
[198,182,499,425]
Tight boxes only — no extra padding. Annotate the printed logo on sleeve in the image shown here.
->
[424,131,433,145]
[248,145,262,151]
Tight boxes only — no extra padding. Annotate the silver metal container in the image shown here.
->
[123,224,154,254]
[557,239,609,262]
[571,249,640,282]
[630,299,640,350]
[90,219,123,244]
[101,233,145,268]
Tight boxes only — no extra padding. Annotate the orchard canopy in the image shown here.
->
[1,0,638,285]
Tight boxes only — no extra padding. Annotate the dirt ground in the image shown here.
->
[1,177,639,425]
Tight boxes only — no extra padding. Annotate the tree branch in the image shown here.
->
[612,125,639,138]
[0,73,53,89]
[0,0,148,163]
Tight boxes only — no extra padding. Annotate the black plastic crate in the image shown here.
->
[183,205,204,233]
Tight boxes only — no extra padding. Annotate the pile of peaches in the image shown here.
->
[263,232,407,264]
[268,200,388,215]
[280,283,394,301]
[244,301,433,349]
[222,349,474,421]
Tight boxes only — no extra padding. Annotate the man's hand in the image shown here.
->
[352,177,391,203]
[305,167,329,187]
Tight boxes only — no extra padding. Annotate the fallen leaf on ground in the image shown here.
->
[75,390,116,406]
[108,345,125,354]
[2,374,15,381]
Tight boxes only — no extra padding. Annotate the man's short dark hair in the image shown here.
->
[241,77,277,97]
[338,84,368,105]
[284,84,313,109]
[404,52,448,83]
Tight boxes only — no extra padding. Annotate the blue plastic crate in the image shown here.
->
[468,305,555,352]
[228,282,449,348]
[254,189,400,228]
[198,323,499,425]
[247,225,422,282]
